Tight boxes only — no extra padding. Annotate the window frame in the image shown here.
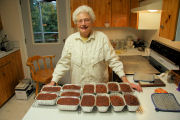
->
[28,0,61,44]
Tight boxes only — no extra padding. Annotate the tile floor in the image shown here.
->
[0,92,35,120]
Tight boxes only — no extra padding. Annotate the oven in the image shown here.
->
[112,40,180,82]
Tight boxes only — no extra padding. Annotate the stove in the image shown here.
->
[112,40,180,82]
[149,40,179,72]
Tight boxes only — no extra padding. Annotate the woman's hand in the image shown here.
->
[129,82,143,92]
[46,81,56,86]
[121,76,143,92]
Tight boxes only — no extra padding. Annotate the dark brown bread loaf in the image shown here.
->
[110,95,125,106]
[36,93,57,100]
[96,96,109,106]
[57,98,79,105]
[81,95,95,106]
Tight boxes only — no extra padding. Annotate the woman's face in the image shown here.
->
[76,12,93,38]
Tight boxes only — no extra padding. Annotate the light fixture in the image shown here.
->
[148,10,158,12]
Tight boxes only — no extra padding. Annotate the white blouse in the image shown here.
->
[52,31,125,84]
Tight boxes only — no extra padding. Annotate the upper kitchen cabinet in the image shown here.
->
[88,0,111,27]
[159,0,180,40]
[130,0,139,28]
[70,0,111,27]
[70,0,131,27]
[111,0,130,27]
[70,0,89,27]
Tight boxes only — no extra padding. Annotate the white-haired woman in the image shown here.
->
[47,5,142,92]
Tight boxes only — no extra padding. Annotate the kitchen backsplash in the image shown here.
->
[95,28,148,50]
[72,27,147,50]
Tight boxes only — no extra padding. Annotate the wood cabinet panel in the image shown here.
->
[10,50,24,86]
[70,0,89,27]
[88,0,111,27]
[0,50,24,107]
[0,56,12,106]
[159,0,180,40]
[130,0,139,28]
[70,0,131,27]
[111,0,130,27]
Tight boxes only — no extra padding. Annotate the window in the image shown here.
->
[30,0,59,43]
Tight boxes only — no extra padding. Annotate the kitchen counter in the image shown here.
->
[0,48,20,58]
[115,48,150,56]
[119,55,160,74]
[22,75,180,120]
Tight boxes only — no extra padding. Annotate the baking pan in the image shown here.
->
[151,93,180,112]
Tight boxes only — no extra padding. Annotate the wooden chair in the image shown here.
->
[26,55,55,95]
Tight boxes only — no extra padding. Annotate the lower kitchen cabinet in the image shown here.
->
[0,50,24,107]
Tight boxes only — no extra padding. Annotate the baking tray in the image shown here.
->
[134,73,155,82]
[151,93,180,112]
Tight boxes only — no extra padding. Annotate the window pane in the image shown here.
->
[30,0,59,43]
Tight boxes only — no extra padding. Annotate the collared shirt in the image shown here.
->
[52,31,125,84]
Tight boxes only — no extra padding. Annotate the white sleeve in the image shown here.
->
[51,38,71,83]
[103,36,125,78]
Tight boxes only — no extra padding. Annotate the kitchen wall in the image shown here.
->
[71,27,144,44]
[175,9,180,41]
[0,0,30,78]
[143,30,180,51]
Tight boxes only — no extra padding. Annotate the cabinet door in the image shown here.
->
[0,50,24,107]
[70,0,111,27]
[111,0,130,27]
[10,50,24,87]
[88,0,111,27]
[159,0,180,40]
[0,56,12,106]
[70,0,89,27]
[130,0,139,28]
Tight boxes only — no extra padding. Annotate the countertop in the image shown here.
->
[115,48,150,56]
[22,75,180,120]
[119,55,160,74]
[0,48,20,58]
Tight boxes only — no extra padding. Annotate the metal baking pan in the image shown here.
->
[134,73,155,82]
[151,93,180,112]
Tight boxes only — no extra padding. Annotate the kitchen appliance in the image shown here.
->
[1,40,13,51]
[0,34,13,51]
[131,0,162,13]
[131,0,162,30]
[112,40,180,83]
[149,40,180,72]
[15,79,33,100]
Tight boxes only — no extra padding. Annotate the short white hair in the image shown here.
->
[72,5,96,24]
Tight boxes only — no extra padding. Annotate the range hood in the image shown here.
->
[131,0,162,13]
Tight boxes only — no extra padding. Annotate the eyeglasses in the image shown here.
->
[77,18,91,24]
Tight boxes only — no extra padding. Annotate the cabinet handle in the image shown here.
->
[0,61,11,68]
[160,25,164,29]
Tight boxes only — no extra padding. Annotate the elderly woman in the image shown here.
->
[48,5,142,92]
